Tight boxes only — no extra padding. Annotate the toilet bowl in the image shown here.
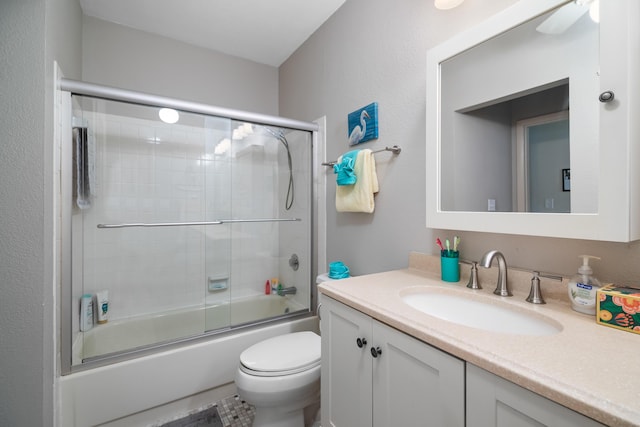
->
[235,331,321,427]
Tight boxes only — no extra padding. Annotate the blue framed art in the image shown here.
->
[348,102,379,145]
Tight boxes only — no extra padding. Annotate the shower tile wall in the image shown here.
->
[229,142,277,303]
[76,113,280,321]
[276,130,311,305]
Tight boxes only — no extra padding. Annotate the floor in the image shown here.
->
[217,395,255,427]
[158,395,255,427]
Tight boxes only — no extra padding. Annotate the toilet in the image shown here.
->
[235,331,321,427]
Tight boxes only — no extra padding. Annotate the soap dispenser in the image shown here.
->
[567,255,601,315]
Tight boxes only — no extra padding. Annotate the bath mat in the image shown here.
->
[160,405,223,427]
[158,394,254,427]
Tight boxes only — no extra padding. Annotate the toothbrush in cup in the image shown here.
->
[453,236,460,253]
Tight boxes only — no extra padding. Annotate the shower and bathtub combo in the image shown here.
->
[57,79,323,426]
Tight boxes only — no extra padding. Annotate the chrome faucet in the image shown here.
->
[277,286,297,296]
[480,250,512,297]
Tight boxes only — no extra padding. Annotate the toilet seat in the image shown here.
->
[239,331,321,377]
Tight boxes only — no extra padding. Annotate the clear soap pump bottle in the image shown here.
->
[567,255,601,315]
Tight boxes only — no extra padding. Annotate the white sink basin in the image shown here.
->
[401,290,562,336]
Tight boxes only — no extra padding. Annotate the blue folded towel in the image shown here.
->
[328,261,350,279]
[333,150,359,186]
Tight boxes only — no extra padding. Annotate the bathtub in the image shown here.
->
[61,298,317,427]
[78,295,306,362]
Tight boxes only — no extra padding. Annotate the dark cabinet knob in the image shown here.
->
[599,91,615,103]
[356,337,367,348]
[370,346,382,358]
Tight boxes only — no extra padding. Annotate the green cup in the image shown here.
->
[441,250,460,282]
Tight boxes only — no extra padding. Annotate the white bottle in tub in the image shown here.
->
[80,294,94,331]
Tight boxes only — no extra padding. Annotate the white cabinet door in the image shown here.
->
[321,296,465,427]
[373,320,465,427]
[467,364,605,427]
[320,295,373,427]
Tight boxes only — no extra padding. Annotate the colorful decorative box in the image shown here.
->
[596,285,640,335]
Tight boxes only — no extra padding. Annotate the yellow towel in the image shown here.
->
[336,149,379,213]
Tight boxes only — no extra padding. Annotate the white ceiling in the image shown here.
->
[79,0,347,67]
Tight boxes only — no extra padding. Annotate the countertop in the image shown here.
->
[317,252,640,427]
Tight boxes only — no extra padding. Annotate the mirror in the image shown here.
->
[438,0,599,213]
[425,0,640,242]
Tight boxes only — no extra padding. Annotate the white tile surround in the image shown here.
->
[71,104,311,322]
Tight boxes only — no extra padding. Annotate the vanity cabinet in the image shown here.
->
[320,295,465,427]
[321,295,605,427]
[467,364,605,427]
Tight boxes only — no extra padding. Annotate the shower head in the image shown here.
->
[261,125,294,211]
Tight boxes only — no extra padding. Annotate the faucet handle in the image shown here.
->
[460,259,481,289]
[538,271,563,281]
[526,271,562,304]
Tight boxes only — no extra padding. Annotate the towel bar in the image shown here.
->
[322,145,401,167]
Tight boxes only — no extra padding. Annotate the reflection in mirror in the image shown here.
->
[516,110,569,213]
[439,1,599,213]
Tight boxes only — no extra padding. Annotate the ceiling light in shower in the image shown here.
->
[159,108,179,124]
[434,0,464,10]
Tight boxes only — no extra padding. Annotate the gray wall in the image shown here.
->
[82,16,279,115]
[0,0,82,425]
[280,0,518,274]
[280,0,640,283]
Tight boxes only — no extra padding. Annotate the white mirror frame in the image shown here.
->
[426,0,640,242]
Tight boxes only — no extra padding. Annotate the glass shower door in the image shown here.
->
[71,96,230,363]
[228,122,312,328]
[68,95,312,368]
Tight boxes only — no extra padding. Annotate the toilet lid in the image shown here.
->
[240,331,321,376]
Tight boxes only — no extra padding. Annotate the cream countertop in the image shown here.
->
[317,252,640,427]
